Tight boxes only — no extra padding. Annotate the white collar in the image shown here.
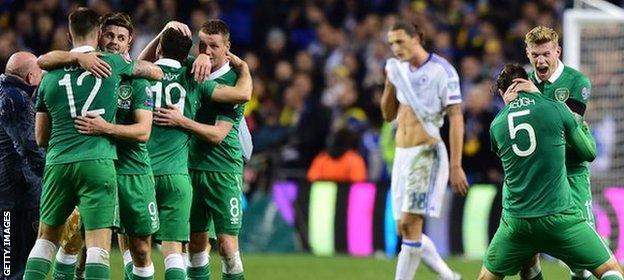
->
[70,45,96,53]
[209,61,231,80]
[154,58,182,69]
[535,59,564,83]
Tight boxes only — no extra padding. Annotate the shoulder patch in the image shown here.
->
[554,88,570,102]
[448,81,459,92]
[581,87,590,100]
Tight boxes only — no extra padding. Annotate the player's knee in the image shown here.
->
[217,235,239,257]
[478,267,502,280]
[130,240,151,263]
[398,219,422,238]
[38,223,63,244]
[189,232,209,253]
[593,257,624,278]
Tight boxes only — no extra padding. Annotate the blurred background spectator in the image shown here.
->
[307,128,367,182]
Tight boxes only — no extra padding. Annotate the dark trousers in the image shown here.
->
[1,207,39,280]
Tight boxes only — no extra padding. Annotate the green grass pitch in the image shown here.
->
[97,250,572,279]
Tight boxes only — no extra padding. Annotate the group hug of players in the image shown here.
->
[24,7,249,280]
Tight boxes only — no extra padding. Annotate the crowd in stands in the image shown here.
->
[0,0,578,193]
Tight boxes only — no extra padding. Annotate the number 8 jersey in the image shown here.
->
[489,91,594,218]
[146,58,216,176]
[35,47,135,165]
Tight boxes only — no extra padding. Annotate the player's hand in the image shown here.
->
[163,21,192,38]
[154,105,185,127]
[502,82,519,105]
[226,51,247,69]
[450,166,469,196]
[75,52,111,78]
[512,78,539,94]
[192,53,212,83]
[74,114,111,135]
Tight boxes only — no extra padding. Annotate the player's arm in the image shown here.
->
[35,113,51,148]
[37,51,112,78]
[567,122,596,162]
[180,119,233,145]
[380,77,399,122]
[560,106,597,161]
[447,104,468,196]
[209,52,252,103]
[34,83,51,147]
[138,21,192,62]
[74,109,152,143]
[131,60,164,81]
[153,104,233,144]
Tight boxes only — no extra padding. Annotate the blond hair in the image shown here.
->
[524,26,559,46]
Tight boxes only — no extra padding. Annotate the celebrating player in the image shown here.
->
[502,26,597,280]
[381,21,466,280]
[479,64,622,280]
[24,7,162,280]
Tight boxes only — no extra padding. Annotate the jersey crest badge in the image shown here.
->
[554,88,570,102]
[118,85,132,100]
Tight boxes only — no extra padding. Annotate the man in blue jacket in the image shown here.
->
[0,51,45,280]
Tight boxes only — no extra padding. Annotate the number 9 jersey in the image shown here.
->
[36,48,135,165]
[489,91,595,218]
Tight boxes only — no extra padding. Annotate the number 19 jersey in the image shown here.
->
[489,91,578,218]
[146,58,216,175]
[35,48,135,165]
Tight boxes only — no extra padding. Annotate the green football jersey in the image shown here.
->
[490,91,580,218]
[115,78,153,175]
[188,65,245,173]
[529,63,592,176]
[35,47,134,165]
[146,58,216,175]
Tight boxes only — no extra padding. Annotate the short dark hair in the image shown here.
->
[496,64,529,92]
[159,28,192,62]
[390,21,424,42]
[200,19,230,41]
[100,12,133,35]
[69,7,101,39]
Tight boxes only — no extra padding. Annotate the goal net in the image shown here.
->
[564,0,624,261]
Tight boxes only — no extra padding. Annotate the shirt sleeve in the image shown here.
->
[130,79,153,111]
[489,125,499,154]
[215,103,240,124]
[106,54,136,78]
[438,67,462,107]
[567,74,591,115]
[197,80,217,100]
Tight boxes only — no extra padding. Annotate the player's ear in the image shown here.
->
[556,45,562,58]
[156,43,162,57]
